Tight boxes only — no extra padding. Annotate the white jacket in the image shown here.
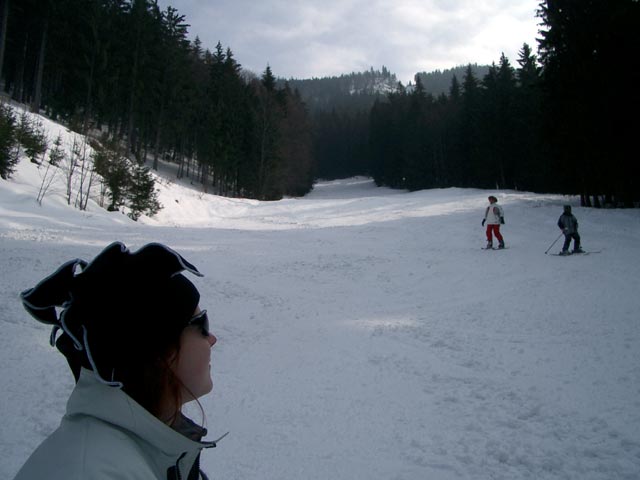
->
[13,368,217,479]
[484,203,504,225]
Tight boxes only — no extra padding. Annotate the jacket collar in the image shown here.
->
[67,369,214,454]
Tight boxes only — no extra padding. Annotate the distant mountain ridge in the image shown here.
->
[278,64,490,112]
[278,66,400,112]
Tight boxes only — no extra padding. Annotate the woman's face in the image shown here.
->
[173,308,217,403]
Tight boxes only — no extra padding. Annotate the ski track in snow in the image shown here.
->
[1,114,640,479]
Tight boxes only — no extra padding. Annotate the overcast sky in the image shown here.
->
[155,0,541,84]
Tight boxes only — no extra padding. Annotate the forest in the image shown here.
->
[1,0,638,211]
[0,0,314,204]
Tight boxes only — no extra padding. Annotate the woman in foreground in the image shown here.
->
[15,241,226,480]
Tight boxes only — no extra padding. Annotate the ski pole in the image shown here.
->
[544,232,564,254]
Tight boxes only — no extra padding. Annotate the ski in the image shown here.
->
[550,250,601,256]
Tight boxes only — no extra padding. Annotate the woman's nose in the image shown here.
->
[208,333,217,346]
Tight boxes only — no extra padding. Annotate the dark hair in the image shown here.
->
[120,338,185,423]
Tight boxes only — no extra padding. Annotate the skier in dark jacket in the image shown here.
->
[557,205,583,255]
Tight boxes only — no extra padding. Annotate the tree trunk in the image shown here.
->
[13,32,27,102]
[0,0,9,89]
[152,61,169,171]
[31,18,48,113]
[126,17,142,157]
[83,22,99,134]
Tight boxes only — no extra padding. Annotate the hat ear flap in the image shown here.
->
[20,258,88,326]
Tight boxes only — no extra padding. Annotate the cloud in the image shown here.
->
[158,0,540,83]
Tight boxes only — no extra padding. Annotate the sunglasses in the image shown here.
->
[187,309,210,337]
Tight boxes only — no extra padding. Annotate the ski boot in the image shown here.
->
[486,241,493,250]
[572,247,584,254]
[498,241,505,249]
[559,249,571,256]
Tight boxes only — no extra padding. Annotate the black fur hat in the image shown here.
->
[20,242,203,385]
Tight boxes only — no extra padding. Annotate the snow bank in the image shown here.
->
[1,109,639,480]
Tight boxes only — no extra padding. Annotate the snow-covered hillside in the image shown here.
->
[1,109,639,480]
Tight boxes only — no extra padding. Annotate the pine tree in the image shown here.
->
[514,43,544,191]
[493,53,517,188]
[47,133,64,165]
[262,65,276,91]
[278,86,314,196]
[538,0,640,206]
[151,6,189,170]
[0,103,17,179]
[403,76,430,190]
[252,66,284,199]
[93,147,130,211]
[459,64,482,187]
[127,164,160,220]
